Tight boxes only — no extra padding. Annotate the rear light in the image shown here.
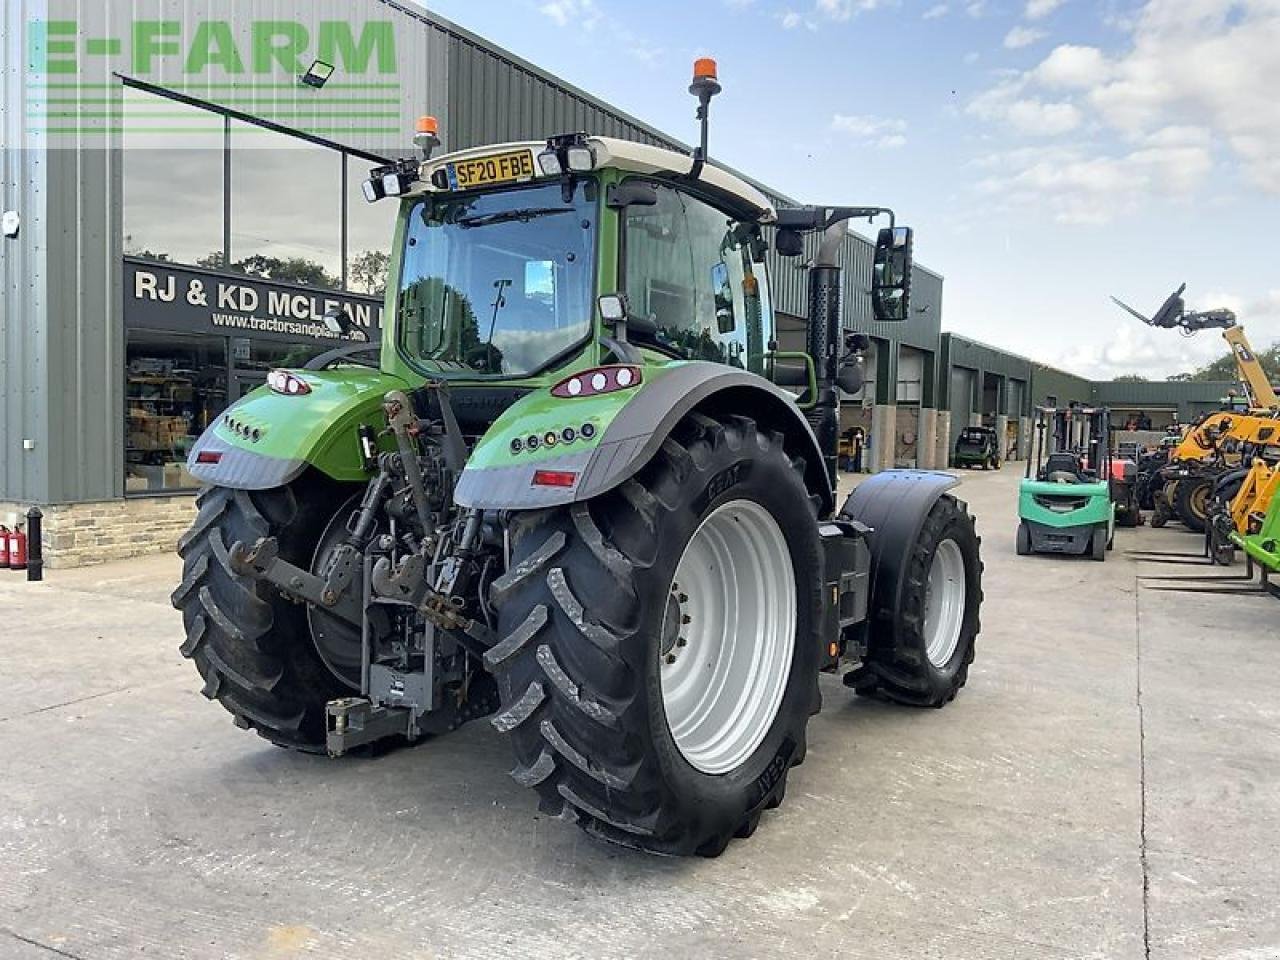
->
[551,365,642,399]
[267,369,312,396]
[195,450,223,465]
[532,469,578,488]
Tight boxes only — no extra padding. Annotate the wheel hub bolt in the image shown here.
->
[676,637,687,648]
[665,653,677,665]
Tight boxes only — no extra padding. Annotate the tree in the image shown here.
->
[233,254,339,289]
[1112,373,1149,383]
[1171,340,1280,382]
[349,249,390,297]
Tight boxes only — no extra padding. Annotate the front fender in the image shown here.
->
[839,470,961,615]
[453,362,833,514]
[186,367,411,489]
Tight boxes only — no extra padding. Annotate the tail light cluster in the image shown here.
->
[267,369,312,396]
[551,365,642,399]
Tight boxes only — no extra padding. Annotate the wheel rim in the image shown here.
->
[660,499,795,776]
[922,538,966,669]
[1190,483,1209,520]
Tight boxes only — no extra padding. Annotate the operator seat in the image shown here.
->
[1041,452,1085,484]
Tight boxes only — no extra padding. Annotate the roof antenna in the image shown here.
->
[687,58,721,181]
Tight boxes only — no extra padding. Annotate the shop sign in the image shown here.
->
[124,258,382,345]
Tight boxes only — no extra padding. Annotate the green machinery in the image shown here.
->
[1017,405,1115,561]
[170,61,984,857]
[953,425,1001,470]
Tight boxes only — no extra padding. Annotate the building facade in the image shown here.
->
[0,2,1247,566]
[1,1,949,565]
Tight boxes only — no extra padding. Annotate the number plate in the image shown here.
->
[446,150,536,190]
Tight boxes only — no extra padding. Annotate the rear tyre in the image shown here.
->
[1015,520,1031,556]
[1174,475,1213,533]
[487,414,823,856]
[1091,527,1107,561]
[847,495,981,707]
[171,481,354,751]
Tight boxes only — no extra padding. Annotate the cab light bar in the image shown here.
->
[551,365,642,399]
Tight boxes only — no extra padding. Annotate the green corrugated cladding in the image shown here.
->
[1092,380,1240,420]
[1030,363,1093,409]
[937,334,1031,415]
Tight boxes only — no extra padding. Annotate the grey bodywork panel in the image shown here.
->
[453,363,834,514]
[186,430,308,490]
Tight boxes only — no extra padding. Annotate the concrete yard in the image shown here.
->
[2,466,1278,960]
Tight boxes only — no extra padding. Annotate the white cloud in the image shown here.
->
[538,0,600,29]
[965,1,988,16]
[1084,1,1280,192]
[1034,44,1110,89]
[815,0,893,19]
[877,134,908,148]
[964,51,981,64]
[1025,0,1066,19]
[831,113,907,136]
[967,80,1081,135]
[1004,98,1081,133]
[924,3,949,18]
[971,126,1215,224]
[1056,289,1280,377]
[1004,25,1047,48]
[780,9,804,27]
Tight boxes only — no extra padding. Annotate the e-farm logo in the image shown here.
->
[25,14,403,140]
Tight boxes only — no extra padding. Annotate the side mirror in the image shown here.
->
[711,261,735,333]
[871,226,913,322]
[598,292,629,325]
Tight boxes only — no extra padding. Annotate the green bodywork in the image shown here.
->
[1231,495,1280,573]
[1017,478,1115,529]
[186,164,802,501]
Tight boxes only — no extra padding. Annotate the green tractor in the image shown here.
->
[1016,405,1115,560]
[172,62,983,856]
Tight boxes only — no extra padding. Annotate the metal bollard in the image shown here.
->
[26,506,43,582]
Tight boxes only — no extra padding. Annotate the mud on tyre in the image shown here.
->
[485,413,823,856]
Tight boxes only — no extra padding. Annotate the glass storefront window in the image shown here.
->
[347,157,396,297]
[123,93,226,267]
[229,124,342,289]
[125,332,227,493]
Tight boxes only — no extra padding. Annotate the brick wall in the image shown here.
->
[0,496,197,569]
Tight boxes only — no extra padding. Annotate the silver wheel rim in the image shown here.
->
[660,499,796,776]
[923,539,966,668]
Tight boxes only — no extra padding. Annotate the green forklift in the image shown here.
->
[1016,405,1115,560]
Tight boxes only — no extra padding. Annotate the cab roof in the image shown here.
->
[417,136,776,222]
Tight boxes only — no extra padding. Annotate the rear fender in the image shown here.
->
[185,368,410,489]
[453,361,834,515]
[838,470,960,616]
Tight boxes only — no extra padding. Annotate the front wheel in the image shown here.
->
[846,494,982,707]
[1091,527,1107,561]
[487,413,823,856]
[1174,475,1213,533]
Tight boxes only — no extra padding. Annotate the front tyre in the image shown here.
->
[848,494,982,707]
[486,414,823,856]
[1175,475,1213,533]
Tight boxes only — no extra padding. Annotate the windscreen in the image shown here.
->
[396,181,596,377]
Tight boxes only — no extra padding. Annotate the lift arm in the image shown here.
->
[1222,326,1279,411]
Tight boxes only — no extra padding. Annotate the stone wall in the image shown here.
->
[0,496,197,569]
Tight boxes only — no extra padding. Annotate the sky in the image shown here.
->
[422,0,1280,379]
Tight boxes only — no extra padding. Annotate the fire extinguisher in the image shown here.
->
[0,526,9,569]
[9,524,27,571]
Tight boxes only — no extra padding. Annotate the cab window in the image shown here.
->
[622,183,772,369]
